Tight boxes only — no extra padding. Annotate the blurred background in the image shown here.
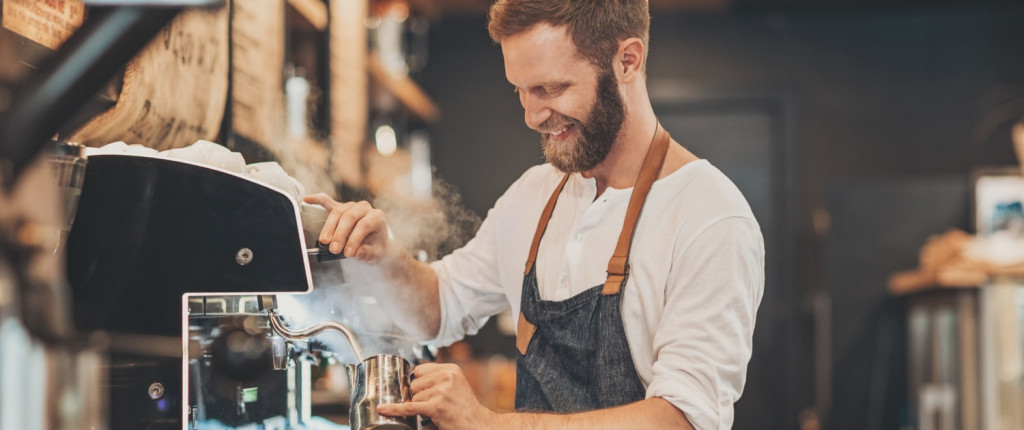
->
[422,2,1024,430]
[0,0,1023,429]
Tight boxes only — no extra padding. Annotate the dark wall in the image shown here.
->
[424,6,1024,216]
[419,5,1024,429]
[420,22,539,217]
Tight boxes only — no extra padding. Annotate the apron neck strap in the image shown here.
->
[523,173,571,275]
[523,124,672,290]
[602,124,670,295]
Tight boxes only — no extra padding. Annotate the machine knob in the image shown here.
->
[235,248,254,265]
[148,382,165,400]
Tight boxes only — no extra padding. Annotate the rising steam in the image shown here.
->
[373,178,482,261]
[284,176,482,364]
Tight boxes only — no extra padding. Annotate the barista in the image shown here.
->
[305,1,764,429]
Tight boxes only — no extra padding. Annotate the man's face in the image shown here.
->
[502,24,626,173]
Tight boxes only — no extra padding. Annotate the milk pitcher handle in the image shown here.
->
[408,369,438,430]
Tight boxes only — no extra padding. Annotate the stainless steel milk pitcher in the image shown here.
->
[346,354,417,430]
[260,296,418,430]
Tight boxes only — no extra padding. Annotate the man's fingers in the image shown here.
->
[304,198,391,262]
[409,363,461,394]
[302,193,341,245]
[411,385,440,403]
[320,206,342,245]
[410,371,443,394]
[301,193,332,207]
[409,365,445,390]
[413,362,443,376]
[377,400,433,417]
[347,208,386,261]
[331,201,372,256]
[320,201,352,249]
[414,363,460,381]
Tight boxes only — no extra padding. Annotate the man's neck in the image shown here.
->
[582,108,659,197]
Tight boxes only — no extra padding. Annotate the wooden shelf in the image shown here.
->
[405,0,441,22]
[368,54,441,123]
[288,0,328,31]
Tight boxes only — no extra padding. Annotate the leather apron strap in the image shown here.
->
[603,125,670,295]
[517,125,671,354]
[521,124,671,287]
[523,173,571,276]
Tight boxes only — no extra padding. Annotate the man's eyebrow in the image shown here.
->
[512,81,571,91]
[533,81,571,88]
[509,81,572,93]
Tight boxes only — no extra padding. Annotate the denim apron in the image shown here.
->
[515,125,671,412]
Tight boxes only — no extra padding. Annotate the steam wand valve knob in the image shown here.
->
[257,295,277,312]
[307,243,346,263]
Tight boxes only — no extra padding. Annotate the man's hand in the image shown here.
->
[377,363,500,430]
[378,363,695,430]
[303,193,392,264]
[303,193,442,341]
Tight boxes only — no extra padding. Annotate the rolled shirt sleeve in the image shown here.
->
[646,216,765,430]
[427,196,514,347]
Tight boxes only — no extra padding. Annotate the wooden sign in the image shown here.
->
[70,5,230,150]
[1,0,85,49]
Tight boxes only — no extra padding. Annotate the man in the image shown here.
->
[304,1,764,428]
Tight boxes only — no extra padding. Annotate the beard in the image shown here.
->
[539,69,626,173]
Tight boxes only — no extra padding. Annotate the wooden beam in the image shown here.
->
[368,54,441,123]
[404,0,442,22]
[288,0,329,31]
[330,0,369,187]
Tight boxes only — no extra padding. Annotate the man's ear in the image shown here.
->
[616,37,646,83]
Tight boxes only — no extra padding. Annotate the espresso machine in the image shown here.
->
[65,151,313,428]
[0,3,202,429]
[1,2,427,426]
[65,151,427,429]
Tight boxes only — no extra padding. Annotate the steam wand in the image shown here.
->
[258,295,366,362]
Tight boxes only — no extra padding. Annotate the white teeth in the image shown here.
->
[550,126,568,136]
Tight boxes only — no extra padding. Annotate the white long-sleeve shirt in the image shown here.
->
[429,159,765,430]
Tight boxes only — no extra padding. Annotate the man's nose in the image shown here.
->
[521,94,551,131]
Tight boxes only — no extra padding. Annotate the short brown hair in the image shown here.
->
[488,0,650,71]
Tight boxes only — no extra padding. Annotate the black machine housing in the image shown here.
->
[66,153,312,429]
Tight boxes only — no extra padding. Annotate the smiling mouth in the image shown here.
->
[547,123,574,140]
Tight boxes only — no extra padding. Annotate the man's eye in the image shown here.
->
[545,85,568,94]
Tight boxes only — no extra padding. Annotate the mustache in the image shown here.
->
[539,114,581,134]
